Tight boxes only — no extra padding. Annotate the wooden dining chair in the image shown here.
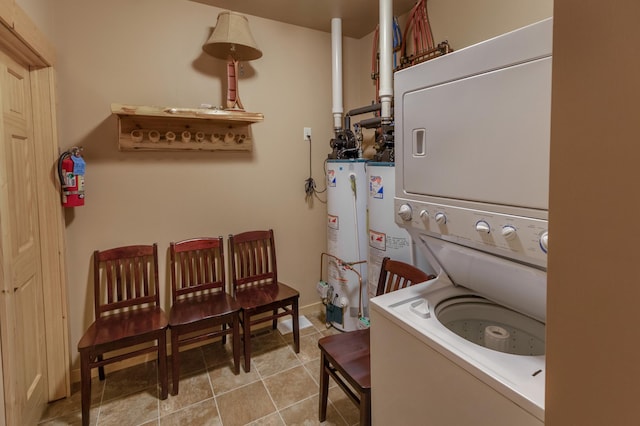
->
[228,229,300,372]
[77,244,168,426]
[318,256,433,426]
[168,237,241,394]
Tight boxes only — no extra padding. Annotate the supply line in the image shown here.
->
[349,172,365,321]
[372,25,379,103]
[393,17,402,69]
[319,252,366,322]
[401,0,435,65]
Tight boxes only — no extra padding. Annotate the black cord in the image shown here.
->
[304,135,327,203]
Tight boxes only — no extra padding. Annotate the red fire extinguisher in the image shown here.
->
[57,147,85,207]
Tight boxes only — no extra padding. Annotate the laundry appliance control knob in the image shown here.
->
[419,209,429,220]
[539,231,549,253]
[398,204,413,221]
[475,221,491,233]
[435,212,447,225]
[501,225,517,240]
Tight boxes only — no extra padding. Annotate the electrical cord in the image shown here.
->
[304,135,327,203]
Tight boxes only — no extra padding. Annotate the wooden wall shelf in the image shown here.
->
[111,103,264,152]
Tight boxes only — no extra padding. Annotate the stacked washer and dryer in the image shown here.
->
[370,18,552,425]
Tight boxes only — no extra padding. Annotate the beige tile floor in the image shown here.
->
[39,304,361,426]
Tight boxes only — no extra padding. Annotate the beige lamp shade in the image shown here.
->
[203,11,262,61]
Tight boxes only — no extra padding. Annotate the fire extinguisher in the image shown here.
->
[57,147,85,207]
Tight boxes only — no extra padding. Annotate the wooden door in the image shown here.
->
[0,49,47,426]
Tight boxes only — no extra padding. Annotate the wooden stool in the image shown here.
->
[318,329,371,426]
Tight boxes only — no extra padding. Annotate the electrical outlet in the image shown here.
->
[303,127,312,141]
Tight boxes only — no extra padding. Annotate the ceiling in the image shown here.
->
[190,0,417,39]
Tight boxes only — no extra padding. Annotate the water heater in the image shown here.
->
[325,159,368,331]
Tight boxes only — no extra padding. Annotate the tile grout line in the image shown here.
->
[95,375,106,425]
[41,308,331,425]
[255,358,287,426]
[202,346,226,425]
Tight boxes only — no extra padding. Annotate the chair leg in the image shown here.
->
[97,354,105,380]
[171,328,180,395]
[319,351,329,422]
[158,331,168,400]
[221,323,227,345]
[80,352,91,426]
[292,299,300,353]
[361,389,372,426]
[232,313,240,375]
[272,309,278,330]
[243,311,252,372]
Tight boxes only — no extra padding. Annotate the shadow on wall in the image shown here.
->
[75,115,257,164]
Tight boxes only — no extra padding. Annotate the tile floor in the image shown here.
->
[39,304,360,426]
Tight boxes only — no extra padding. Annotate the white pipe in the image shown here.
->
[379,0,393,123]
[331,18,343,130]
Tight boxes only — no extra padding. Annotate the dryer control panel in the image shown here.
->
[395,198,548,268]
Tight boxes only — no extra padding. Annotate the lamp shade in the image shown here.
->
[203,11,262,61]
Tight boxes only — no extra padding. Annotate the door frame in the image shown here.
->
[0,2,69,421]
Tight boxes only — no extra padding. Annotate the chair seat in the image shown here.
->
[169,293,240,327]
[78,306,168,351]
[234,282,299,311]
[318,329,371,389]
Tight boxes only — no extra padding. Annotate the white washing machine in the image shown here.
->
[370,18,552,425]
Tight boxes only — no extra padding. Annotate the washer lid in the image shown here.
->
[417,235,546,322]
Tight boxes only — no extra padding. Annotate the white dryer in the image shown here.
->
[370,18,552,425]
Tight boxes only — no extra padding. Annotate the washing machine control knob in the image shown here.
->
[398,204,413,221]
[475,220,491,233]
[539,231,549,253]
[435,212,447,225]
[501,225,517,240]
[419,209,429,220]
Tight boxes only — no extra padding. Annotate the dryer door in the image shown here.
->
[401,56,552,211]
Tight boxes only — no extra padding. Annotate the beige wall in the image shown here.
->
[38,0,552,379]
[50,0,342,372]
[546,1,640,424]
[15,0,54,41]
[428,0,552,50]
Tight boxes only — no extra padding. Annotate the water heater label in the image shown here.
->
[369,230,386,251]
[388,236,410,250]
[327,214,339,230]
[370,175,384,199]
[327,169,336,187]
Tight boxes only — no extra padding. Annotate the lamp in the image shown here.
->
[203,11,262,111]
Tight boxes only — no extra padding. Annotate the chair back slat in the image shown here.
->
[170,237,225,302]
[376,257,433,296]
[93,244,160,318]
[228,229,278,293]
